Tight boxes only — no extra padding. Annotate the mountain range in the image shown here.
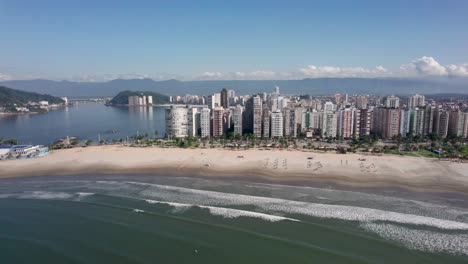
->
[1,77,467,97]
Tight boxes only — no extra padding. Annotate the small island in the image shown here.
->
[106,90,169,106]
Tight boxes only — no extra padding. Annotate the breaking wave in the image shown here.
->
[145,199,299,222]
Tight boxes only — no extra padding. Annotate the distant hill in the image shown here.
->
[108,90,169,105]
[0,86,64,109]
[1,77,468,97]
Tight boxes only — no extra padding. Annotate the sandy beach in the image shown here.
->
[1,145,468,193]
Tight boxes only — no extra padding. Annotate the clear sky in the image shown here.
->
[0,0,467,81]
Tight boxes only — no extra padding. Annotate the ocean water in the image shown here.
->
[1,175,468,263]
[0,103,167,145]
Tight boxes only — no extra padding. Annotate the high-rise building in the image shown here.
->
[282,108,297,137]
[338,108,355,139]
[334,94,342,105]
[384,96,400,108]
[233,105,243,136]
[324,101,335,113]
[322,112,338,138]
[407,94,425,109]
[228,89,236,105]
[357,109,371,137]
[187,107,199,137]
[270,111,283,137]
[310,110,323,130]
[220,88,229,108]
[433,109,450,138]
[214,93,221,107]
[274,86,280,95]
[147,96,153,105]
[212,107,224,137]
[253,95,263,137]
[206,95,216,109]
[448,110,468,137]
[200,108,211,138]
[356,95,368,110]
[373,107,401,138]
[165,107,189,138]
[410,108,425,136]
[262,105,270,138]
[423,106,435,135]
[223,111,231,134]
[400,109,411,137]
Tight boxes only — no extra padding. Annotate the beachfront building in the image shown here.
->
[8,145,49,158]
[270,111,283,138]
[433,109,450,138]
[223,111,231,134]
[262,105,270,138]
[424,106,435,136]
[165,107,189,138]
[233,105,243,136]
[253,95,263,137]
[282,107,296,137]
[410,108,425,136]
[373,107,401,138]
[322,112,338,138]
[338,107,355,139]
[212,107,224,137]
[187,107,199,137]
[407,94,425,109]
[400,109,411,137]
[357,109,371,137]
[200,108,211,138]
[448,110,468,137]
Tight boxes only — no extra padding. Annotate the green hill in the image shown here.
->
[0,86,65,111]
[108,90,169,105]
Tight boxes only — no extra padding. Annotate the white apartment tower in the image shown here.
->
[270,111,283,138]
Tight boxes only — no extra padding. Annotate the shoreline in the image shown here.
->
[1,145,468,194]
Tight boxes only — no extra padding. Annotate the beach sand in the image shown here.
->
[1,145,467,193]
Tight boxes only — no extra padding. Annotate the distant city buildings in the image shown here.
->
[128,95,153,106]
[162,89,467,141]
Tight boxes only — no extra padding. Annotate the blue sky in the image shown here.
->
[0,0,467,81]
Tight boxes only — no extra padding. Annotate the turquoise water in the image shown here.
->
[1,175,467,263]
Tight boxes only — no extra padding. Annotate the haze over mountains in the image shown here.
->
[1,77,467,97]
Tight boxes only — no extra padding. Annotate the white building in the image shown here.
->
[407,94,425,109]
[400,109,411,137]
[322,112,338,138]
[324,101,335,113]
[270,111,283,138]
[200,108,211,138]
[233,105,243,136]
[187,107,199,137]
[165,107,189,138]
[384,96,400,108]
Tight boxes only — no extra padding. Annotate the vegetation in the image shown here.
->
[0,86,64,111]
[108,90,169,105]
[0,138,18,145]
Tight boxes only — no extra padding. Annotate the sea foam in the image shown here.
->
[361,223,468,256]
[128,181,468,231]
[144,199,299,222]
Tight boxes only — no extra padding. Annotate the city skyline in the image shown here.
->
[1,0,467,81]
